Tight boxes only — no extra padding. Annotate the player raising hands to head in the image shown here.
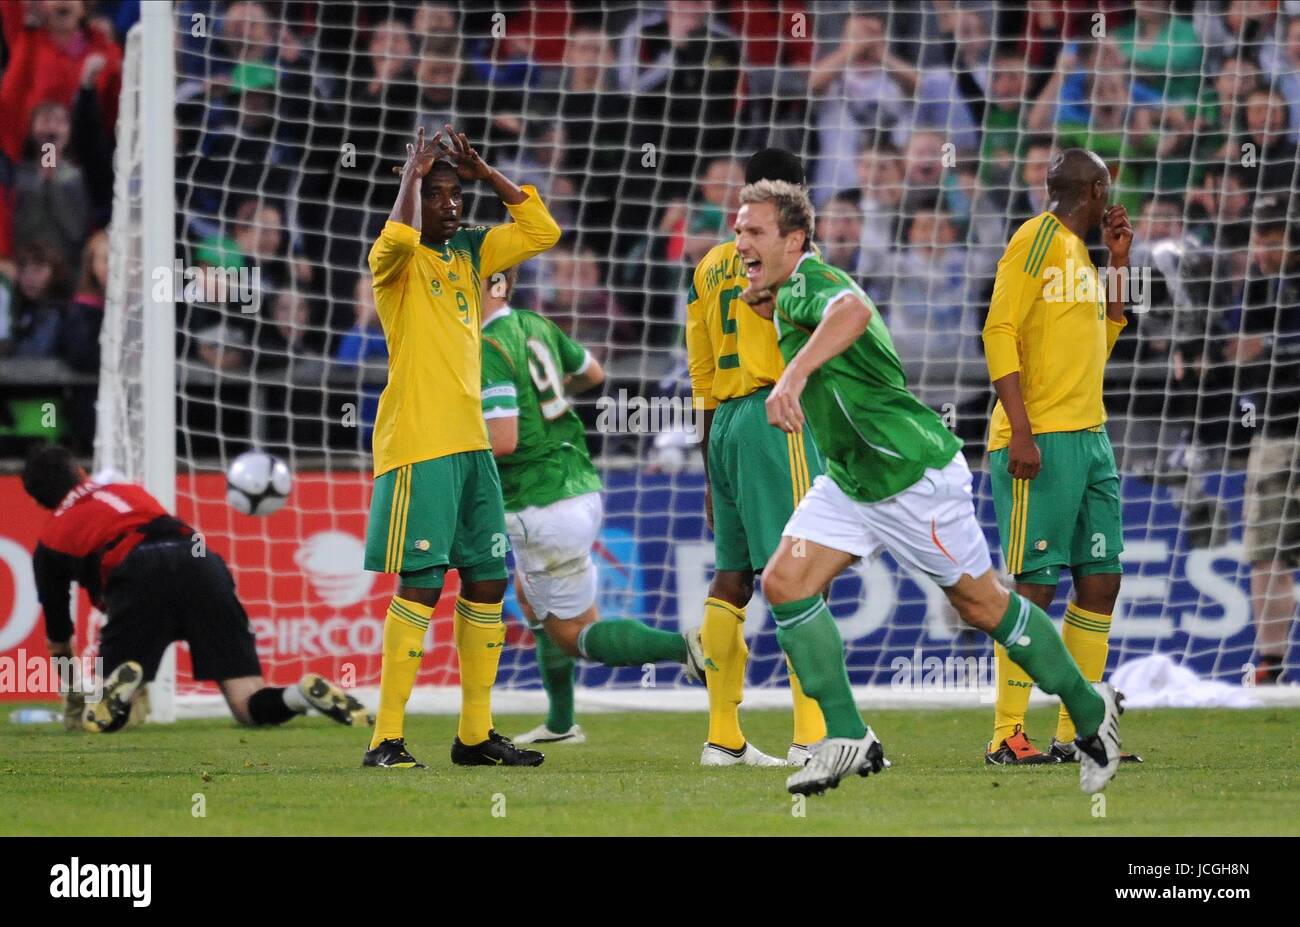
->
[361,125,561,769]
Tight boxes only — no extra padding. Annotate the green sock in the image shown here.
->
[770,595,866,740]
[534,631,575,732]
[578,619,687,666]
[993,592,1105,738]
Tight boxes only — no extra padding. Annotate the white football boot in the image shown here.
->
[681,627,707,683]
[700,741,787,767]
[512,723,587,745]
[1075,682,1124,794]
[785,728,889,795]
[787,743,813,766]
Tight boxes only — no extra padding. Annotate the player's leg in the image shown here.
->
[512,576,583,744]
[765,475,891,793]
[879,453,1122,792]
[447,450,542,767]
[361,460,455,767]
[1244,437,1300,684]
[88,564,172,733]
[1052,428,1138,759]
[986,433,1083,763]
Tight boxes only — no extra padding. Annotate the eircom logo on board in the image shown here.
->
[49,857,151,907]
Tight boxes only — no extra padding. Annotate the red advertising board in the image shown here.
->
[0,472,492,700]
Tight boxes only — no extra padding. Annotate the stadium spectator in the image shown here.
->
[657,157,744,269]
[974,45,1033,189]
[1274,16,1300,142]
[336,273,387,366]
[531,24,629,255]
[809,10,917,202]
[816,189,868,287]
[1005,133,1056,228]
[0,0,123,164]
[1234,197,1300,684]
[12,101,91,267]
[1114,2,1203,103]
[537,245,631,363]
[899,129,947,212]
[881,204,989,408]
[4,240,69,358]
[1019,0,1093,74]
[1197,0,1283,73]
[412,1,457,36]
[55,229,107,453]
[854,141,904,292]
[1237,85,1300,196]
[614,0,740,246]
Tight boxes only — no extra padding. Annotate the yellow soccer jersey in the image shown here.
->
[685,239,787,409]
[983,212,1127,451]
[367,185,560,476]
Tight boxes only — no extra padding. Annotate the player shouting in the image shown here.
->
[362,125,561,769]
[733,180,1125,797]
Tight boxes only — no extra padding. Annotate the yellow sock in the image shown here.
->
[1056,603,1112,742]
[788,657,826,746]
[370,595,432,749]
[454,596,505,745]
[701,597,747,750]
[992,642,1034,748]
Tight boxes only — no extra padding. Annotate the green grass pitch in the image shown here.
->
[4,704,1297,836]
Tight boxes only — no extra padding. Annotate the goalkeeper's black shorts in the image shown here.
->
[100,539,262,683]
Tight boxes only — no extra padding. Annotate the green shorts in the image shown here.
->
[989,427,1124,585]
[364,450,509,588]
[709,386,825,573]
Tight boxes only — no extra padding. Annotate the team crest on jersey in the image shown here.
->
[448,271,459,281]
[431,279,443,296]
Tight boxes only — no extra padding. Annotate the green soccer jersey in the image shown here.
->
[773,253,962,503]
[481,306,602,511]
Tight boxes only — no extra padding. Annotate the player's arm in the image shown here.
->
[371,127,441,286]
[767,291,871,433]
[984,231,1049,479]
[32,544,86,728]
[565,353,604,395]
[551,320,604,395]
[1102,204,1133,355]
[685,269,721,526]
[481,338,519,458]
[437,124,561,277]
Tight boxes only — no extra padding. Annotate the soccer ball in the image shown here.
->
[226,450,292,516]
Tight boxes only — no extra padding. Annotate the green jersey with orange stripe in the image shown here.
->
[773,252,962,503]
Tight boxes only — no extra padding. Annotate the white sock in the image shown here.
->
[282,682,310,714]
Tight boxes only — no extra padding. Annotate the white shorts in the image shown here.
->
[783,454,992,588]
[505,491,602,621]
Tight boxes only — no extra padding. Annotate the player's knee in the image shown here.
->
[708,570,753,607]
[760,562,802,606]
[462,578,507,604]
[1074,569,1121,612]
[396,584,441,608]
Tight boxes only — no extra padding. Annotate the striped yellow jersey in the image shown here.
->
[983,212,1126,451]
[685,239,787,409]
[367,186,560,477]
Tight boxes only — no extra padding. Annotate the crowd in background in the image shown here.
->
[0,0,1298,469]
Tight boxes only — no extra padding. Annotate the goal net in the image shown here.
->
[97,1,1300,717]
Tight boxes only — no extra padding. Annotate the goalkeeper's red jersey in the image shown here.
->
[32,481,191,643]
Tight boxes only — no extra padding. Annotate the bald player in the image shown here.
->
[686,148,827,767]
[983,148,1142,765]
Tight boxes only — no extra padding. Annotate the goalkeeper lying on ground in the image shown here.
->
[22,444,368,732]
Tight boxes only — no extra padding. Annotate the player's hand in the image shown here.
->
[704,481,714,533]
[741,286,776,319]
[1007,431,1041,480]
[61,686,86,732]
[1102,204,1133,263]
[397,126,441,179]
[438,124,492,182]
[766,368,807,434]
